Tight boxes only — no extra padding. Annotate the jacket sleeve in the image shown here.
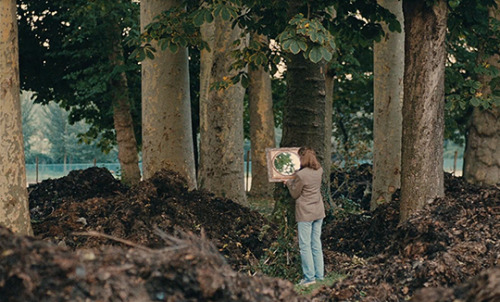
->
[286,174,304,199]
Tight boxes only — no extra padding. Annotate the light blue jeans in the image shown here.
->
[297,218,324,282]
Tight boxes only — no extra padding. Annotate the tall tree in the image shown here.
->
[371,0,404,210]
[21,92,36,158]
[18,1,142,186]
[248,34,276,198]
[198,14,247,204]
[275,1,331,229]
[463,0,500,187]
[140,0,197,188]
[464,106,500,186]
[0,0,33,235]
[400,0,447,222]
[108,22,141,186]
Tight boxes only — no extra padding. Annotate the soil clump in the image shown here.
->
[0,226,303,302]
[29,168,276,271]
[317,173,499,301]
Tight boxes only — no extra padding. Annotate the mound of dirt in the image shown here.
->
[0,226,304,302]
[330,164,373,211]
[412,267,500,302]
[317,174,500,301]
[29,167,127,222]
[30,169,276,271]
[323,198,400,257]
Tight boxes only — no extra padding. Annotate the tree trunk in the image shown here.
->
[198,17,247,205]
[248,34,276,198]
[324,66,335,208]
[371,0,404,210]
[464,107,500,186]
[275,53,327,226]
[141,0,197,189]
[281,55,327,167]
[0,0,33,235]
[463,3,500,187]
[400,0,447,222]
[109,26,141,186]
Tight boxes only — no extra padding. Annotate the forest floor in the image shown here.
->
[0,167,498,301]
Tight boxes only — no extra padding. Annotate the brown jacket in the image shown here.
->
[286,167,325,222]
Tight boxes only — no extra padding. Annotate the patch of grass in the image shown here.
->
[294,272,345,296]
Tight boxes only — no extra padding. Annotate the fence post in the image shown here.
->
[93,158,97,167]
[453,150,458,175]
[246,150,250,192]
[36,156,39,183]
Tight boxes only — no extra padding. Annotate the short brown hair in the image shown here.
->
[298,147,321,170]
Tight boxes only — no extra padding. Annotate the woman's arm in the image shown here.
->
[286,175,304,199]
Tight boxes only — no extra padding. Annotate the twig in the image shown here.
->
[72,231,153,252]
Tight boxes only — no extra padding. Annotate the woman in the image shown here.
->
[285,147,325,286]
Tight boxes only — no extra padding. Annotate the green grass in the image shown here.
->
[293,272,345,296]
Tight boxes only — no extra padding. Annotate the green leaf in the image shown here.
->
[241,74,249,88]
[308,47,323,63]
[289,40,301,54]
[272,55,281,65]
[159,39,168,51]
[179,37,188,47]
[448,0,460,9]
[232,74,240,84]
[321,47,333,62]
[310,31,319,42]
[255,53,266,66]
[281,39,293,51]
[388,20,402,33]
[193,10,205,27]
[204,10,214,23]
[221,7,231,21]
[168,43,178,53]
[146,49,155,60]
[214,5,223,19]
[470,97,480,106]
[298,40,307,51]
[137,49,146,61]
[329,39,336,50]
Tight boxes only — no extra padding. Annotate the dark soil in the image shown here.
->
[317,173,500,301]
[0,226,304,302]
[29,168,276,271]
[330,164,373,211]
[0,167,498,301]
[412,267,500,302]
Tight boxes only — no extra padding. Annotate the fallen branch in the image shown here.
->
[72,231,153,252]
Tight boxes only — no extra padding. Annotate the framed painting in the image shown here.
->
[265,147,301,182]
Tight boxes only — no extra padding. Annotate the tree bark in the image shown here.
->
[198,17,247,205]
[400,0,447,222]
[109,26,141,186]
[248,34,276,198]
[371,0,404,210]
[324,66,335,207]
[141,0,197,189]
[0,0,33,235]
[281,54,327,167]
[463,3,500,187]
[464,107,500,186]
[275,53,328,226]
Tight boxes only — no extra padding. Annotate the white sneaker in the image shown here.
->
[297,279,316,287]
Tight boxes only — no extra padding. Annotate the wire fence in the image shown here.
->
[25,155,462,186]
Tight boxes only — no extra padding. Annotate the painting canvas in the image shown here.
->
[265,147,301,182]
